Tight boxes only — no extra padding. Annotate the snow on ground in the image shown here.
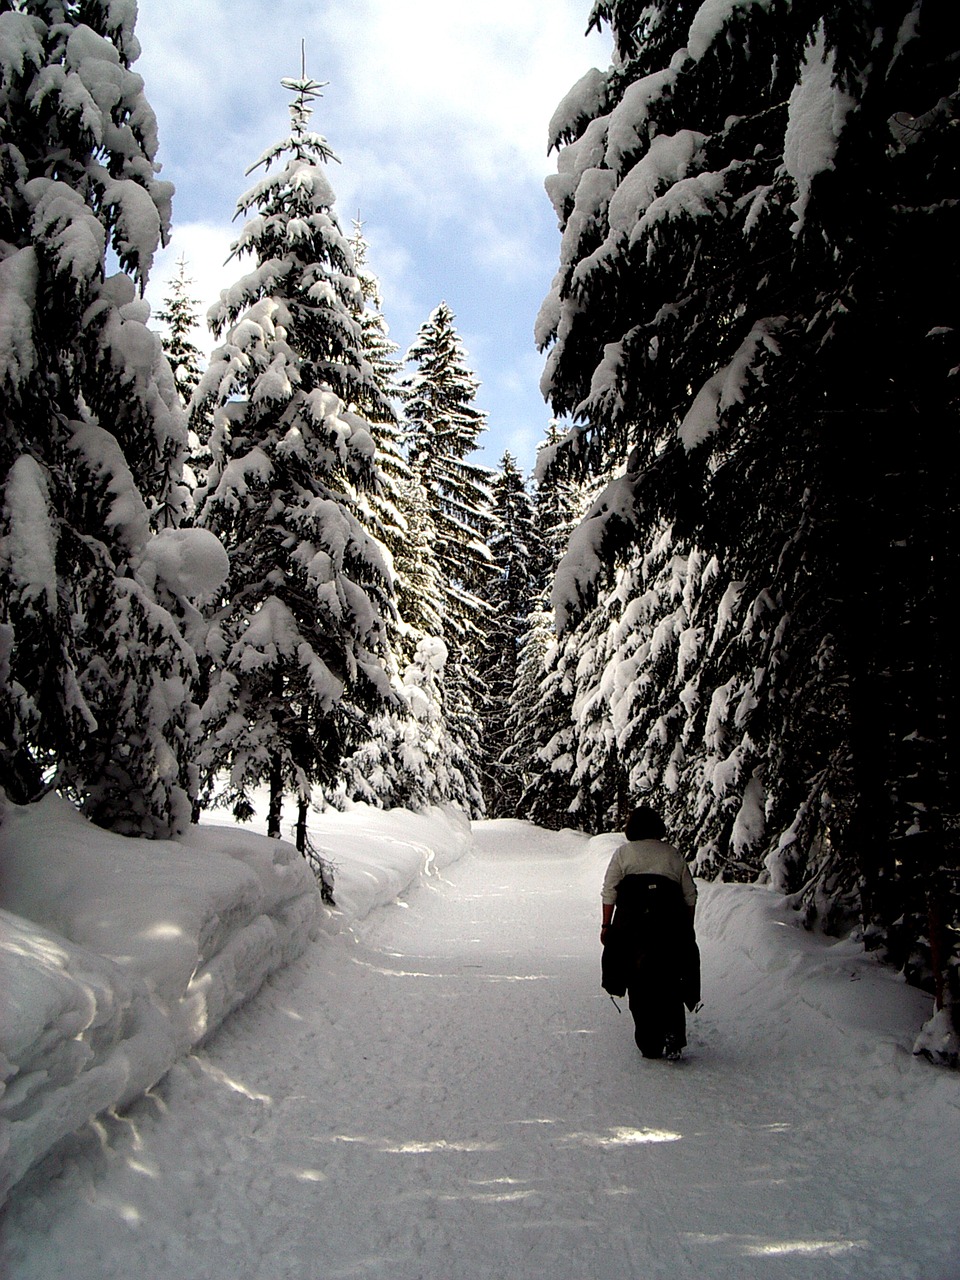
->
[0,794,320,1204]
[3,814,960,1280]
[0,795,469,1206]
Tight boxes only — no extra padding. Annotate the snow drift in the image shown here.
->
[0,794,472,1203]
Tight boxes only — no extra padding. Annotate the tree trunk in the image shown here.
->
[267,751,283,840]
[267,667,285,839]
[296,796,308,853]
[836,420,894,944]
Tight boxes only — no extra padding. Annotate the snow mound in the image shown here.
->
[0,793,322,1201]
[307,803,473,927]
[0,795,473,1204]
[0,906,177,1205]
[694,879,933,1056]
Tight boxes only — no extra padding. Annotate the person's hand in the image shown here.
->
[600,923,610,945]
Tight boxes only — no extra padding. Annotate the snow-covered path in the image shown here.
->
[4,821,959,1280]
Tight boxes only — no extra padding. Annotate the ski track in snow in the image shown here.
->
[3,820,959,1280]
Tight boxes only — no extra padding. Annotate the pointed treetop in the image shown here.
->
[280,43,328,137]
[351,214,367,268]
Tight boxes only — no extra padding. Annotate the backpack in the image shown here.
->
[601,873,700,1009]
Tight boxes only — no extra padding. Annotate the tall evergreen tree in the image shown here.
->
[344,220,424,668]
[155,255,204,405]
[156,255,211,499]
[338,635,482,813]
[191,71,396,845]
[347,220,405,423]
[521,632,581,830]
[0,0,205,835]
[539,0,959,1022]
[565,567,631,832]
[477,452,537,816]
[401,302,495,817]
[514,426,605,826]
[503,600,558,814]
[345,221,406,540]
[391,473,445,663]
[335,228,469,812]
[403,302,495,642]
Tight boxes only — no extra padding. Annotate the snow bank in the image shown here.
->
[0,794,319,1200]
[306,802,473,928]
[693,878,933,1056]
[0,794,472,1203]
[0,907,176,1205]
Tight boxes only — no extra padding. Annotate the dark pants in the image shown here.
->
[627,962,686,1058]
[603,875,699,1058]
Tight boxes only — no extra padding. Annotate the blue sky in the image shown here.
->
[135,1,611,475]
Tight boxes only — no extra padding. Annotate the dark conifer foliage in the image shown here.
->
[513,426,597,827]
[156,256,205,406]
[191,72,397,843]
[539,0,959,1018]
[403,302,496,642]
[335,228,479,813]
[477,452,537,816]
[401,302,495,817]
[157,257,212,499]
[0,0,203,835]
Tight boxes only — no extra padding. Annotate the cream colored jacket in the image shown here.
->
[601,838,697,908]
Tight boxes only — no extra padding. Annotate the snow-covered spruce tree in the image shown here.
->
[191,72,397,846]
[514,425,606,828]
[339,635,483,812]
[335,468,457,810]
[476,452,537,816]
[403,302,496,639]
[540,1,959,1018]
[348,221,405,418]
[502,598,555,810]
[528,539,633,836]
[335,229,488,813]
[345,220,408,586]
[566,567,632,833]
[391,472,445,663]
[401,302,495,817]
[343,221,448,677]
[333,275,468,813]
[0,0,213,836]
[521,629,581,830]
[593,528,771,882]
[332,222,426,811]
[603,531,713,851]
[155,255,204,405]
[155,255,212,503]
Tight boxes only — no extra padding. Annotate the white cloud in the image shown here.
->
[133,0,614,471]
[137,1,610,206]
[322,0,605,177]
[468,215,546,280]
[145,222,239,352]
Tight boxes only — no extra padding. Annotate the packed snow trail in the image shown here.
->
[4,821,959,1280]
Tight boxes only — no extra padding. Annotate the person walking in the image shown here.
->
[600,807,699,1060]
